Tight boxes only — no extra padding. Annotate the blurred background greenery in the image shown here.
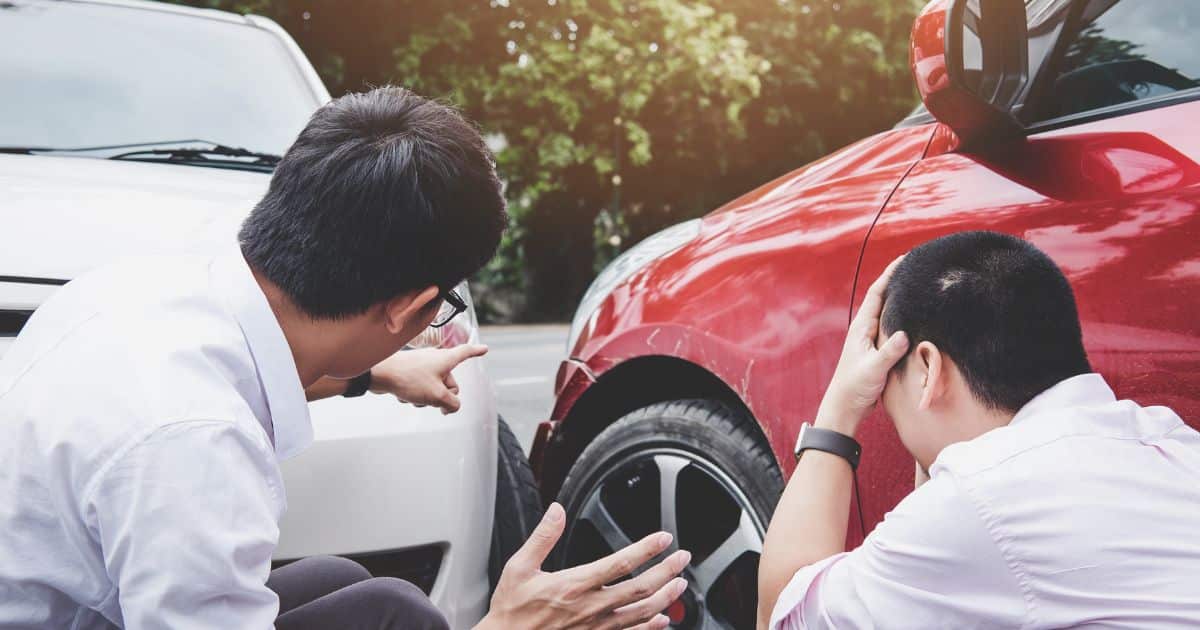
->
[170,0,922,322]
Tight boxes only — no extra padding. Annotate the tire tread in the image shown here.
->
[489,417,543,591]
[557,397,784,557]
[590,398,782,490]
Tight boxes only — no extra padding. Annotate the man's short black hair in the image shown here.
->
[239,86,507,318]
[881,231,1091,413]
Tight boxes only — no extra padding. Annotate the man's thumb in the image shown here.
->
[878,330,909,367]
[509,502,565,572]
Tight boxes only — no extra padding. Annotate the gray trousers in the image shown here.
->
[267,556,449,630]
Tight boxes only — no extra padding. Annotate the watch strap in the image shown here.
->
[343,371,372,398]
[795,424,862,470]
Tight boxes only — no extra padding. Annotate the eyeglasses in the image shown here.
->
[430,289,467,328]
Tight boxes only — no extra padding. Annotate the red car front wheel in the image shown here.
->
[554,399,783,630]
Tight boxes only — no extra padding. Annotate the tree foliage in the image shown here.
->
[171,0,921,320]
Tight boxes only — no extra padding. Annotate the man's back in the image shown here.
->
[772,374,1200,628]
[933,374,1200,627]
[0,254,294,628]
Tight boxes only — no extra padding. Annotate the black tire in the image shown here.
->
[488,416,543,593]
[554,399,783,630]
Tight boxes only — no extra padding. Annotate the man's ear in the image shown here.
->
[915,341,945,411]
[383,285,441,334]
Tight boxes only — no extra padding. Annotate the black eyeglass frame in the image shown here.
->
[430,289,467,328]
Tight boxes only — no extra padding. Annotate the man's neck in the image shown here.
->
[250,268,342,388]
[924,406,1015,471]
[979,405,1017,432]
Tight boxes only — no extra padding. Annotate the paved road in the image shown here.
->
[479,324,569,453]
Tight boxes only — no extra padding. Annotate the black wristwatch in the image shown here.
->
[794,422,862,470]
[343,371,372,398]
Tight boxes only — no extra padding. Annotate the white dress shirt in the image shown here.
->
[0,250,311,629]
[771,373,1200,629]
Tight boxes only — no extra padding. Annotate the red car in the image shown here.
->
[533,0,1200,627]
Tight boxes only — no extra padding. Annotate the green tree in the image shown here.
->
[482,0,770,318]
[487,0,920,319]
[169,0,921,321]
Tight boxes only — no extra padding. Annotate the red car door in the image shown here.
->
[853,0,1200,530]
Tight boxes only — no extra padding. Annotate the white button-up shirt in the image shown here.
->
[0,250,311,629]
[771,373,1200,629]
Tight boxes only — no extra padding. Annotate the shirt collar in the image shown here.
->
[212,248,313,460]
[1009,372,1116,426]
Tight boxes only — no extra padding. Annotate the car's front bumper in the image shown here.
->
[274,355,497,629]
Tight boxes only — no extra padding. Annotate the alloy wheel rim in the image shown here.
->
[562,447,765,630]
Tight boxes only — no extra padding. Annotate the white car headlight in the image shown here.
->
[566,219,703,355]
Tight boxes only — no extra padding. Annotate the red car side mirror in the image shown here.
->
[910,0,1027,150]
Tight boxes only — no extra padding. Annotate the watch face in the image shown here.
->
[794,422,811,459]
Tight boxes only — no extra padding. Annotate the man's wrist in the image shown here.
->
[365,369,409,402]
[366,368,386,394]
[342,370,372,398]
[812,403,864,436]
[796,422,862,469]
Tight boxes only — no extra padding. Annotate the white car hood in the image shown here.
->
[0,154,267,280]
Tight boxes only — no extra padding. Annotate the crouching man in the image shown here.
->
[0,86,687,630]
[758,231,1200,628]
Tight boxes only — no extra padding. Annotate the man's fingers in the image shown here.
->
[868,255,906,298]
[622,614,671,630]
[874,330,909,371]
[607,577,688,630]
[579,531,674,587]
[506,503,566,573]
[445,372,460,395]
[854,255,906,333]
[601,550,690,612]
[438,389,461,414]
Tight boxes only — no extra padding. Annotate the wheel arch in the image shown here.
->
[538,354,776,503]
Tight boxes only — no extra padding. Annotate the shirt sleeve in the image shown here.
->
[86,420,282,630]
[770,474,1029,630]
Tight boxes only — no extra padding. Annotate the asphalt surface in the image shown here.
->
[479,324,569,454]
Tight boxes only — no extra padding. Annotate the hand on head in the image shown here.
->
[479,503,690,630]
[815,255,910,435]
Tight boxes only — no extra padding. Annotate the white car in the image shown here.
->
[0,1,540,627]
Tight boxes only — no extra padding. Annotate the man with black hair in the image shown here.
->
[0,87,688,630]
[758,231,1200,628]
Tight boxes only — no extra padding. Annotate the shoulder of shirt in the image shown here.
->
[10,255,234,358]
[4,255,220,360]
[1,255,261,433]
[931,398,1191,480]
